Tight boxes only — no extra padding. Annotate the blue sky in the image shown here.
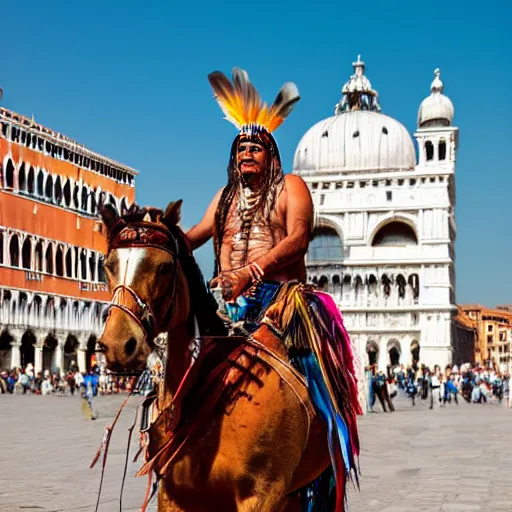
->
[3,1,511,306]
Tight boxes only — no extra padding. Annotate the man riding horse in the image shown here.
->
[186,68,362,509]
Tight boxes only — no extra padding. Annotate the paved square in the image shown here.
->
[0,393,510,511]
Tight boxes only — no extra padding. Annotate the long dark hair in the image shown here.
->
[213,129,284,276]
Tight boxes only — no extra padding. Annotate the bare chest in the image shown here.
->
[220,200,286,270]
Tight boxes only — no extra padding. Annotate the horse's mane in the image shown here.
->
[119,204,227,338]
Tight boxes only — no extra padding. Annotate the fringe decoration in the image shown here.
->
[276,283,361,511]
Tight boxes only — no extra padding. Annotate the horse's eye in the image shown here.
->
[159,262,173,275]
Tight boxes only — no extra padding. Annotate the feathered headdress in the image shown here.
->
[208,68,300,134]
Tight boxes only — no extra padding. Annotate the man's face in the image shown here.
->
[237,139,268,179]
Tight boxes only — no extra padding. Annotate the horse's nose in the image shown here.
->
[124,337,137,357]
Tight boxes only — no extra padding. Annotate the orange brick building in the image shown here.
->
[459,305,512,370]
[0,105,137,374]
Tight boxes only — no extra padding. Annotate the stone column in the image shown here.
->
[378,339,388,372]
[53,333,66,374]
[9,327,25,369]
[34,346,43,374]
[33,329,45,375]
[10,342,21,369]
[77,347,87,373]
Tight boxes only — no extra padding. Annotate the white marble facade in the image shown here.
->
[294,57,459,372]
[0,288,108,373]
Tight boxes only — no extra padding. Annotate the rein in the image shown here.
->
[103,220,182,350]
[92,219,184,511]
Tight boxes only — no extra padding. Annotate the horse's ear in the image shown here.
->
[162,200,183,228]
[100,203,120,233]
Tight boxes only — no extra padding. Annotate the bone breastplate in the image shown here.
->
[220,185,285,271]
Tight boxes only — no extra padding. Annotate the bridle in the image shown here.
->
[103,219,182,351]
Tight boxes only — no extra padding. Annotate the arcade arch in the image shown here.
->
[64,335,79,371]
[366,340,379,366]
[411,340,420,365]
[86,335,98,370]
[372,221,418,247]
[42,335,57,372]
[20,331,36,367]
[0,330,13,369]
[387,339,401,367]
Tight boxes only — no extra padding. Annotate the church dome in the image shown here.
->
[293,56,416,174]
[417,68,454,128]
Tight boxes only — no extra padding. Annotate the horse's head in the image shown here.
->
[98,200,186,373]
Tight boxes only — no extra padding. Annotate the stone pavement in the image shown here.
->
[0,392,510,511]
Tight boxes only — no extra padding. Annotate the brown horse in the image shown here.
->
[98,201,331,511]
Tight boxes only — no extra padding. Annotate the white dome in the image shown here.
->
[418,69,454,127]
[293,110,416,174]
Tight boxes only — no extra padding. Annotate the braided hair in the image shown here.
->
[213,128,284,277]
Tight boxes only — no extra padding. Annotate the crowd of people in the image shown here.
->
[0,363,137,396]
[368,363,511,412]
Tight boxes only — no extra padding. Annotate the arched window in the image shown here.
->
[73,185,80,209]
[308,226,343,261]
[18,163,26,191]
[54,176,63,204]
[81,187,88,211]
[9,235,20,267]
[45,175,53,200]
[372,221,418,247]
[120,197,129,215]
[368,274,378,294]
[90,193,97,215]
[98,255,106,283]
[80,250,87,280]
[439,140,446,161]
[74,247,79,278]
[21,238,32,269]
[55,245,64,277]
[381,273,392,297]
[318,275,329,291]
[65,248,73,278]
[5,159,15,188]
[98,191,106,210]
[34,241,43,272]
[408,274,420,300]
[37,171,44,196]
[45,244,54,274]
[32,295,42,321]
[89,252,96,282]
[27,167,35,194]
[63,179,71,207]
[425,140,434,161]
[396,274,407,299]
